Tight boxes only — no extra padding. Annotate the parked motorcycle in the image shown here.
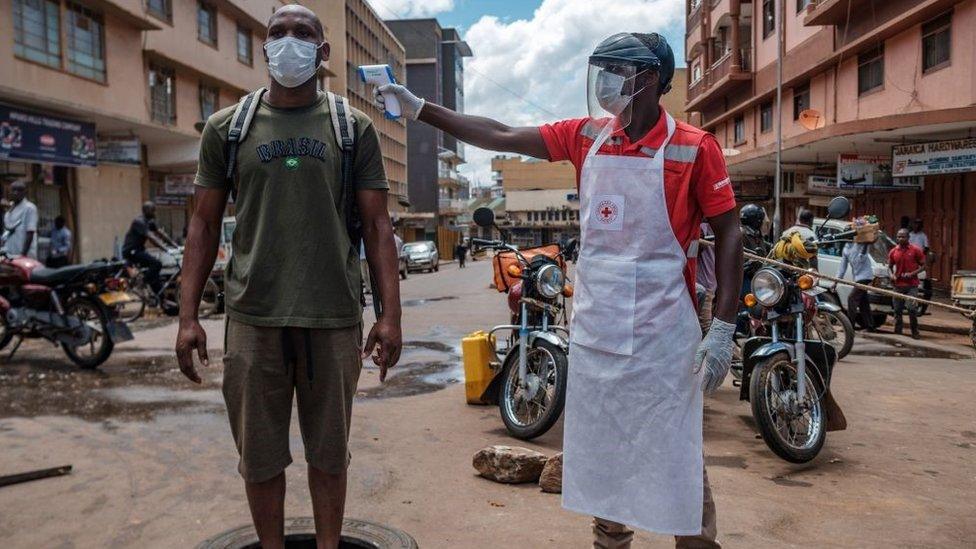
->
[738,197,852,463]
[0,244,134,368]
[470,207,571,440]
[117,246,220,322]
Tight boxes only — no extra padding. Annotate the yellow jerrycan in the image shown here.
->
[461,331,496,404]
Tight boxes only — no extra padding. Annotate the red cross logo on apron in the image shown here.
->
[597,200,619,224]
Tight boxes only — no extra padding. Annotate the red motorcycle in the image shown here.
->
[0,249,133,369]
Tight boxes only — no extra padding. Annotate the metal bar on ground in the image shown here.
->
[0,465,72,488]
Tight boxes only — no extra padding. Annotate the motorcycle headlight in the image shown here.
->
[752,268,786,307]
[535,263,565,299]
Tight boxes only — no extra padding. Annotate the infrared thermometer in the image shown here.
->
[358,64,401,119]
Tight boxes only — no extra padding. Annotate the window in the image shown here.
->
[796,0,812,13]
[146,0,171,22]
[692,61,702,83]
[760,101,773,133]
[149,64,176,125]
[857,44,884,95]
[733,115,745,144]
[762,0,775,39]
[921,11,951,73]
[13,0,62,69]
[65,3,105,82]
[236,24,252,65]
[199,84,218,120]
[197,2,217,46]
[792,83,810,121]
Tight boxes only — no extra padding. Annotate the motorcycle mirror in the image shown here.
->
[826,196,851,220]
[473,207,495,228]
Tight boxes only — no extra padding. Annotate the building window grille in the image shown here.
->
[921,11,951,73]
[792,83,810,121]
[762,0,775,39]
[149,64,177,125]
[198,2,217,47]
[66,3,106,82]
[760,101,773,133]
[857,44,884,95]
[147,0,171,22]
[13,0,62,69]
[237,24,252,65]
[199,84,218,121]
[733,115,745,144]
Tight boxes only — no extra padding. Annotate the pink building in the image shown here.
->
[685,0,976,287]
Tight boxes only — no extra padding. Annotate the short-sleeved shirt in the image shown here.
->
[538,110,736,300]
[195,91,388,328]
[122,215,157,255]
[888,244,926,288]
[908,230,929,250]
[49,227,72,258]
[2,199,39,258]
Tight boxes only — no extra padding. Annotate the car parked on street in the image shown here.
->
[404,241,439,273]
[815,217,895,327]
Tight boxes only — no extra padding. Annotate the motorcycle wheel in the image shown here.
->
[499,339,568,440]
[749,352,826,463]
[61,295,114,369]
[811,310,854,360]
[0,324,13,351]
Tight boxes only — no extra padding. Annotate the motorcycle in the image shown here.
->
[470,207,571,440]
[738,197,852,463]
[117,246,221,322]
[0,243,134,369]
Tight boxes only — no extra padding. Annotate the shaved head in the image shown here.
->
[268,4,324,41]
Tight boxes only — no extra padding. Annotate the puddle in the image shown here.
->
[770,476,813,488]
[358,336,462,400]
[705,455,747,469]
[401,296,459,307]
[853,335,970,359]
[97,386,222,405]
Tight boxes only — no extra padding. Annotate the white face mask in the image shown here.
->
[595,69,648,115]
[264,37,320,88]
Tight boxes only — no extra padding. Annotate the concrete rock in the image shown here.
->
[538,452,563,493]
[473,445,548,484]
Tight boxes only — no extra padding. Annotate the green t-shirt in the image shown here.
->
[194,92,388,328]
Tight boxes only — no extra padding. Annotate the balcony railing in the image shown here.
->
[686,48,752,109]
[438,198,468,213]
[687,4,702,34]
[688,76,707,103]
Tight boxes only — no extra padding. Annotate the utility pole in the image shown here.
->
[773,0,785,237]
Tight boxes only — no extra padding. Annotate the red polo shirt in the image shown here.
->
[538,110,736,301]
[888,243,926,288]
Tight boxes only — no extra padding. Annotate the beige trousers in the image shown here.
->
[593,466,719,549]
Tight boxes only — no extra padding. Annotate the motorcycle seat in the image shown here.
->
[30,263,101,286]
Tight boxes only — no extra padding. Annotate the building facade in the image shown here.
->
[1,0,282,261]
[685,0,976,288]
[491,155,579,247]
[386,18,471,240]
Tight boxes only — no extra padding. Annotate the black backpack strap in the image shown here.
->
[224,88,266,189]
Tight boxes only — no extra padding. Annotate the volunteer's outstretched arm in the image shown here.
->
[375,84,550,160]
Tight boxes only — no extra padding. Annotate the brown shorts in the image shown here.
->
[222,318,363,483]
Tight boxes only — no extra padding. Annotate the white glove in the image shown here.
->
[373,84,425,120]
[695,318,735,394]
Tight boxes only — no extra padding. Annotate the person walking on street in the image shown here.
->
[909,218,934,309]
[2,180,39,259]
[455,241,467,268]
[888,228,925,339]
[122,201,178,295]
[47,215,72,268]
[374,31,742,548]
[838,241,875,331]
[175,6,402,548]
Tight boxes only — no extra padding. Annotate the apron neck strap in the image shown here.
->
[584,111,677,160]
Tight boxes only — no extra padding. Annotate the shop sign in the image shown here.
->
[0,103,97,166]
[97,137,142,166]
[892,138,976,177]
[154,195,188,207]
[806,175,859,196]
[164,174,196,195]
[837,154,923,190]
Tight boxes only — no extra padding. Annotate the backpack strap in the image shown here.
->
[224,88,266,187]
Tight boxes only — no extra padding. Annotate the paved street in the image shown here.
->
[0,260,974,548]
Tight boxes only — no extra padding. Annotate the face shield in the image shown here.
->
[586,61,650,131]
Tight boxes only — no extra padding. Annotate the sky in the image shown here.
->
[364,0,687,188]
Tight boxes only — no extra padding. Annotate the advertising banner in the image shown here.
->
[892,138,976,177]
[0,103,97,166]
[97,137,142,165]
[163,174,196,195]
[837,154,923,190]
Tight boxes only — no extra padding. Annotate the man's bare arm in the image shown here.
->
[175,186,228,383]
[418,102,550,159]
[22,231,34,257]
[357,189,402,381]
[709,209,744,324]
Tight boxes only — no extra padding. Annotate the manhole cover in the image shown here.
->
[196,517,418,549]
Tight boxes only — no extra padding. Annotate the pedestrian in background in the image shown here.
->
[47,215,72,268]
[2,180,39,259]
[838,241,875,331]
[909,218,934,309]
[888,228,925,339]
[696,222,716,334]
[455,240,467,268]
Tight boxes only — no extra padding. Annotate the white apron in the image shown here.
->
[562,114,705,535]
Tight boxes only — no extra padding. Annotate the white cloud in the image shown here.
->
[456,0,684,187]
[365,0,454,19]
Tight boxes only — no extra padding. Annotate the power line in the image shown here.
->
[464,65,561,119]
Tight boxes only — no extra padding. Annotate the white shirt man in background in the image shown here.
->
[2,180,39,259]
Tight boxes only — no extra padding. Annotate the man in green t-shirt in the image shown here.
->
[174,5,402,548]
